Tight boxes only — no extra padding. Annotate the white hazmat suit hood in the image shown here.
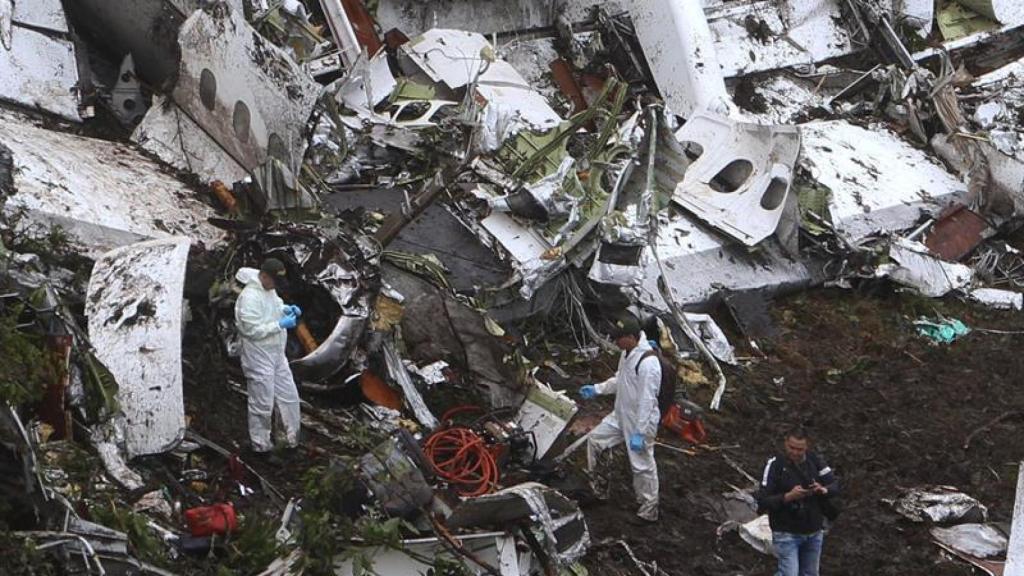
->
[234,267,300,452]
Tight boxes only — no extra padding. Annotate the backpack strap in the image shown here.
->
[635,350,659,374]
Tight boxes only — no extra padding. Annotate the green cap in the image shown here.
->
[607,313,640,339]
[260,258,287,277]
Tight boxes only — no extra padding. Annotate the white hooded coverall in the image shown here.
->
[234,268,301,452]
[586,334,661,521]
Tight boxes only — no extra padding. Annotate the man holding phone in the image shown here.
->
[755,427,840,576]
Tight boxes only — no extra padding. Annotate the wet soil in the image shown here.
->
[580,288,1024,576]
[180,281,1024,575]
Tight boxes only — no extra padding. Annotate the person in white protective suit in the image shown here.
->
[578,313,661,523]
[234,258,302,454]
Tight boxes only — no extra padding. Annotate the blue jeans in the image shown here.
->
[772,531,823,576]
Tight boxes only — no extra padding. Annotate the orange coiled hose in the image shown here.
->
[423,426,499,497]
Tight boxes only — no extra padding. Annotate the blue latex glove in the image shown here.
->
[648,340,658,350]
[629,433,645,452]
[279,315,297,330]
[578,384,597,400]
[283,304,302,318]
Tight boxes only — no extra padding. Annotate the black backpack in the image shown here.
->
[636,349,677,416]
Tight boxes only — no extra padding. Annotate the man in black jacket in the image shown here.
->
[755,427,839,576]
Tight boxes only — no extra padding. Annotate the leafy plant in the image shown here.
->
[0,304,54,407]
[0,533,61,576]
[91,500,170,568]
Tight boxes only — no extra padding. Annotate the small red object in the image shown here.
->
[661,404,708,445]
[184,503,237,537]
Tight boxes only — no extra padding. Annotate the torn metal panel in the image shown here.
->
[956,0,1024,26]
[890,486,988,523]
[85,237,190,458]
[447,482,590,566]
[64,0,186,88]
[1007,462,1024,575]
[172,6,320,173]
[515,381,578,460]
[671,113,801,247]
[335,52,398,114]
[629,0,731,118]
[900,0,936,33]
[705,0,858,78]
[90,422,145,490]
[590,106,688,288]
[382,339,439,430]
[132,96,250,185]
[276,229,379,382]
[0,23,81,121]
[0,109,224,256]
[970,288,1023,310]
[879,238,975,298]
[333,532,527,576]
[637,212,813,308]
[685,313,738,365]
[933,133,1024,218]
[400,29,562,133]
[932,524,1007,560]
[319,0,362,68]
[12,0,68,33]
[739,514,773,555]
[924,206,992,262]
[374,0,553,39]
[360,432,434,517]
[800,121,968,245]
[111,55,148,126]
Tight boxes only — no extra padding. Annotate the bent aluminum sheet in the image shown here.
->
[0,23,80,121]
[400,29,561,132]
[880,238,975,297]
[376,0,859,78]
[801,121,968,245]
[13,0,68,33]
[86,237,190,458]
[671,112,801,247]
[630,0,731,118]
[172,6,319,172]
[132,96,249,184]
[333,533,527,576]
[0,109,223,256]
[638,211,813,308]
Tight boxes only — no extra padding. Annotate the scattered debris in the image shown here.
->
[2,0,1024,573]
[915,317,972,344]
[890,486,989,523]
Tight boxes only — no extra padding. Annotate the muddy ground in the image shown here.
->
[181,282,1024,576]
[582,287,1024,576]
